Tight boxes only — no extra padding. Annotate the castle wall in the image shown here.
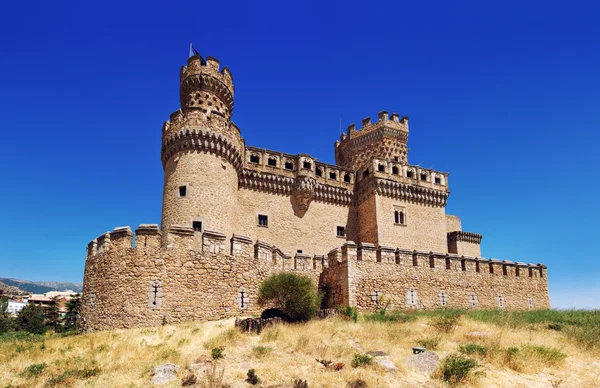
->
[356,196,378,244]
[81,228,320,332]
[375,196,448,253]
[321,248,549,311]
[161,151,238,237]
[235,188,351,256]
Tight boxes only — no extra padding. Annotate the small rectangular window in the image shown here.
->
[420,173,427,181]
[284,161,294,170]
[329,172,337,180]
[268,158,277,167]
[179,186,187,197]
[378,164,385,172]
[297,249,303,253]
[461,259,466,272]
[407,171,413,178]
[476,261,480,273]
[303,161,311,169]
[258,214,268,227]
[336,226,345,237]
[503,265,508,276]
[434,177,441,184]
[192,221,202,232]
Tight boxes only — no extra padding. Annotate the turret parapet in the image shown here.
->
[358,157,450,191]
[335,110,410,169]
[180,54,234,95]
[357,242,377,262]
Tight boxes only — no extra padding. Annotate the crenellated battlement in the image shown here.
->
[85,226,545,280]
[357,157,450,190]
[335,110,411,169]
[180,54,234,99]
[342,111,409,141]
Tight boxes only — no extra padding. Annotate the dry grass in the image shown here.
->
[0,313,599,387]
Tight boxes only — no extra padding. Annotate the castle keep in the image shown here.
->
[81,52,549,331]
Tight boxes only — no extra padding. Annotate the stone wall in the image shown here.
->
[82,226,549,332]
[81,226,321,332]
[321,244,549,312]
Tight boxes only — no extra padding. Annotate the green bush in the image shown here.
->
[459,343,488,357]
[338,306,359,322]
[252,345,272,358]
[351,353,372,368]
[258,273,322,322]
[430,314,460,333]
[19,363,47,378]
[416,336,441,350]
[211,346,225,360]
[437,354,480,385]
[246,369,260,385]
[16,304,47,335]
[522,344,567,365]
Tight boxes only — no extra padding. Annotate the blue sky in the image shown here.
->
[0,1,598,308]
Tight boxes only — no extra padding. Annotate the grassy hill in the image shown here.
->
[0,278,82,294]
[0,310,599,387]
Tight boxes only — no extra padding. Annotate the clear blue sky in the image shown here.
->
[0,1,598,308]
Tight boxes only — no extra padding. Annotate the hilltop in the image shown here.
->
[0,278,82,295]
[1,310,599,387]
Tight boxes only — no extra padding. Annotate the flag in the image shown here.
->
[188,43,206,65]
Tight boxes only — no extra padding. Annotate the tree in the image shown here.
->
[0,296,13,334]
[64,294,81,329]
[16,303,47,335]
[46,296,60,331]
[257,273,322,322]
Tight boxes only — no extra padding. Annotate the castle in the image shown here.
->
[80,51,549,331]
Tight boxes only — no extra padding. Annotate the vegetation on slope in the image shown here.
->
[0,309,598,387]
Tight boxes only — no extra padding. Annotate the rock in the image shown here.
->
[151,363,180,384]
[405,351,440,376]
[367,350,398,372]
[374,357,399,372]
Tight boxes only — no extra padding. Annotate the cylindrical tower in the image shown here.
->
[160,53,243,238]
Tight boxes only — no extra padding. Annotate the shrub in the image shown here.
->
[522,344,567,365]
[548,323,562,331]
[211,346,225,360]
[504,346,520,370]
[416,336,441,350]
[338,306,359,322]
[16,304,47,335]
[351,353,372,368]
[430,314,460,333]
[347,378,368,388]
[459,343,489,357]
[252,345,272,358]
[246,369,260,385]
[258,273,322,321]
[293,378,309,388]
[19,363,47,378]
[437,354,480,385]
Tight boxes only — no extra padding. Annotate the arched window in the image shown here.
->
[343,173,350,183]
[250,154,260,164]
[399,211,405,224]
[392,166,399,175]
[316,167,322,177]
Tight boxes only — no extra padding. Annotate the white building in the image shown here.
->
[7,300,26,316]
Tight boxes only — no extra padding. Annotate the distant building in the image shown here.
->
[7,300,26,316]
[28,290,78,318]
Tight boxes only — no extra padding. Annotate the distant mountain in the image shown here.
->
[0,281,28,296]
[0,278,82,294]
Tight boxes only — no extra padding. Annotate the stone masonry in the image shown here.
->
[80,50,550,331]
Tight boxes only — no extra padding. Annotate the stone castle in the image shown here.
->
[81,51,549,331]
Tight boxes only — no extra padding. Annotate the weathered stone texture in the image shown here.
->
[81,52,551,331]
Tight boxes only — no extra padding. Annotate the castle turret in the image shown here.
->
[160,51,243,238]
[335,111,409,170]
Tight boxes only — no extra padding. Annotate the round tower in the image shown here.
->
[160,52,243,238]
